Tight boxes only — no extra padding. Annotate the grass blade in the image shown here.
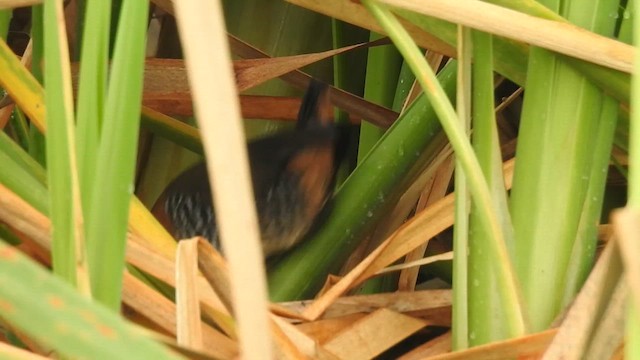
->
[362,0,526,337]
[452,25,471,350]
[43,0,81,286]
[509,0,620,331]
[86,0,149,309]
[468,29,518,344]
[75,0,111,217]
[627,0,640,355]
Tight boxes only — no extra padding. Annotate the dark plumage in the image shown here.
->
[152,81,344,257]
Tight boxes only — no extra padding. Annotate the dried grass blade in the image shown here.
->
[397,331,451,360]
[235,39,385,92]
[612,208,640,312]
[424,329,556,360]
[271,315,340,359]
[301,237,391,320]
[145,330,232,360]
[378,0,632,73]
[122,272,239,359]
[322,308,426,359]
[344,144,452,270]
[125,238,234,336]
[227,34,399,128]
[285,0,455,57]
[134,43,394,125]
[0,341,48,360]
[238,95,348,122]
[196,238,233,313]
[584,279,627,360]
[354,158,514,285]
[378,251,453,275]
[399,152,454,290]
[270,317,311,360]
[288,290,451,320]
[0,183,50,251]
[296,313,367,344]
[542,242,623,359]
[0,0,41,8]
[175,238,203,350]
[173,1,272,359]
[144,93,339,122]
[142,92,192,117]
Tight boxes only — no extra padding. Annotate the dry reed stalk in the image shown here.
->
[175,238,203,349]
[172,1,272,359]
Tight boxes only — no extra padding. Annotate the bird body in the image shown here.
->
[152,81,341,257]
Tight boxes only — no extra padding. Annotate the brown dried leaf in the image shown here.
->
[584,280,626,360]
[323,308,426,360]
[425,329,556,360]
[287,289,450,321]
[122,272,239,359]
[271,315,340,360]
[227,34,399,128]
[542,241,623,359]
[234,40,380,92]
[296,313,367,344]
[397,331,451,360]
[196,238,233,313]
[612,208,640,312]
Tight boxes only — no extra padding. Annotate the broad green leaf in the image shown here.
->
[509,0,620,331]
[0,240,183,360]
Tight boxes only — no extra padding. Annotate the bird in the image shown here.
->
[151,81,347,257]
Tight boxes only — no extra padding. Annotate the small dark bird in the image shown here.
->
[152,81,344,257]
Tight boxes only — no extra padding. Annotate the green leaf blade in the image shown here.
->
[86,0,149,310]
